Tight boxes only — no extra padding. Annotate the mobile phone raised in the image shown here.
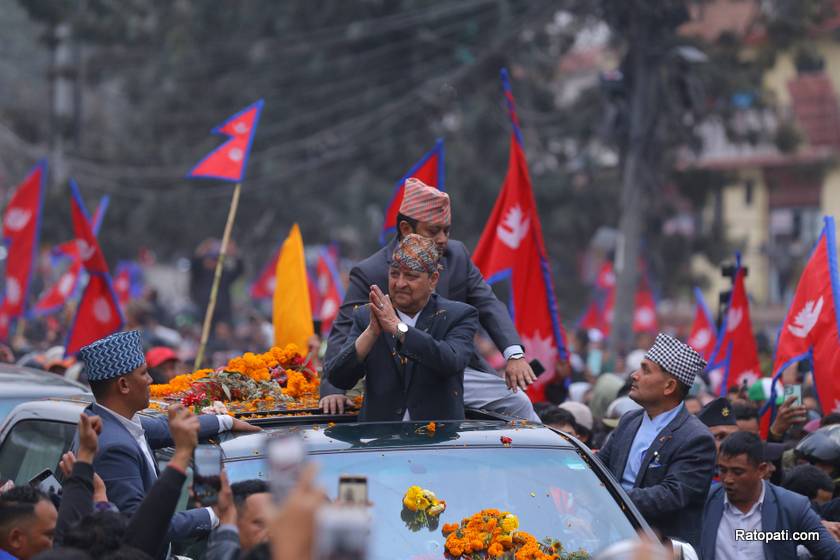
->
[267,433,306,504]
[784,384,802,407]
[29,469,62,495]
[313,505,370,560]
[338,475,368,505]
[193,445,222,506]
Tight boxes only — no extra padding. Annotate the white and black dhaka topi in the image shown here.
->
[644,332,707,388]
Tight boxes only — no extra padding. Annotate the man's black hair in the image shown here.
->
[231,479,270,509]
[674,380,691,401]
[783,464,835,500]
[395,212,418,239]
[100,546,153,560]
[0,486,49,535]
[89,378,118,400]
[33,548,93,560]
[822,413,840,427]
[62,511,128,558]
[732,402,759,421]
[719,431,764,466]
[147,368,169,385]
[539,408,577,429]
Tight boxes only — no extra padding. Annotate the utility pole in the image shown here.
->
[48,21,75,191]
[609,6,661,355]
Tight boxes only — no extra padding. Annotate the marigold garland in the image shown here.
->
[149,344,321,414]
[441,509,589,559]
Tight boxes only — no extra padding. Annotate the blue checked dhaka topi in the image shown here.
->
[79,330,146,382]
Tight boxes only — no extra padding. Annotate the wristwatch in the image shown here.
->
[395,322,409,345]
[509,352,525,360]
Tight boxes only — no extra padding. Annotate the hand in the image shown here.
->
[213,470,237,526]
[367,303,382,337]
[270,464,326,560]
[504,357,537,392]
[320,395,355,415]
[370,285,398,335]
[769,396,808,438]
[168,405,200,452]
[823,520,840,541]
[59,450,108,502]
[77,414,102,463]
[0,344,14,363]
[231,418,262,433]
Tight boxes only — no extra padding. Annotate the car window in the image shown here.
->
[225,447,637,558]
[0,420,77,485]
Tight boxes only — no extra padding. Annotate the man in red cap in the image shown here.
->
[146,346,185,384]
[321,177,540,422]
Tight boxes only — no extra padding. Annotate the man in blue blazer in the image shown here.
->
[320,177,538,421]
[596,333,715,550]
[701,431,840,560]
[76,331,259,546]
[325,234,478,421]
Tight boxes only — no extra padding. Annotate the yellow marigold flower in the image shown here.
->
[501,514,519,533]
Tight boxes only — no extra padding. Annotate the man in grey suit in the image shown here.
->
[325,234,477,421]
[701,431,840,560]
[597,333,716,549]
[76,330,259,547]
[320,177,539,422]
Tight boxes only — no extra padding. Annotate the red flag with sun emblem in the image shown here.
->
[688,287,717,360]
[187,100,264,183]
[250,241,282,301]
[472,69,568,384]
[708,261,761,394]
[769,216,840,416]
[0,162,46,337]
[380,139,444,244]
[65,181,123,355]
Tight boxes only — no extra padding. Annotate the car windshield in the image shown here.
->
[225,447,638,558]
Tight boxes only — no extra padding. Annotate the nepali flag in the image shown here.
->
[596,260,616,290]
[633,280,659,334]
[316,247,344,336]
[380,139,445,244]
[250,240,282,300]
[0,161,46,334]
[687,287,717,360]
[113,261,144,309]
[708,259,761,395]
[33,196,109,317]
[65,181,123,355]
[766,216,840,421]
[578,298,606,331]
[187,99,264,183]
[473,68,568,386]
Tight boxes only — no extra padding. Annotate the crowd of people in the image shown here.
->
[2,177,840,559]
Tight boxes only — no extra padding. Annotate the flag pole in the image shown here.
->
[193,182,242,370]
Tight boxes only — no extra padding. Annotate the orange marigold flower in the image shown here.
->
[488,543,504,557]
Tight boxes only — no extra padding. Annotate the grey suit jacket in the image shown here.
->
[322,237,519,397]
[325,293,477,421]
[596,405,716,550]
[701,482,840,560]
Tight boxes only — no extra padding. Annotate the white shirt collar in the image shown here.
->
[724,480,766,516]
[97,403,145,438]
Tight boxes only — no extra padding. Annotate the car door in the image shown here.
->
[0,419,77,485]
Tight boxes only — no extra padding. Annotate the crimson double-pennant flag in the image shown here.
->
[472,69,568,393]
[34,196,109,317]
[187,100,264,182]
[113,261,144,309]
[687,287,717,360]
[578,261,658,336]
[65,181,123,355]
[316,247,344,336]
[708,260,761,394]
[380,139,444,244]
[759,216,840,436]
[0,162,46,338]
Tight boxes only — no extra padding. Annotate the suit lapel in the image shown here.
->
[702,489,725,560]
[634,406,687,488]
[403,296,439,392]
[761,482,777,560]
[91,403,157,484]
[616,412,644,476]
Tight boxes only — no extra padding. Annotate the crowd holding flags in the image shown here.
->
[687,287,717,361]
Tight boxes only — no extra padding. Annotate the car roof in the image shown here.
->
[218,419,576,459]
[0,364,90,397]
